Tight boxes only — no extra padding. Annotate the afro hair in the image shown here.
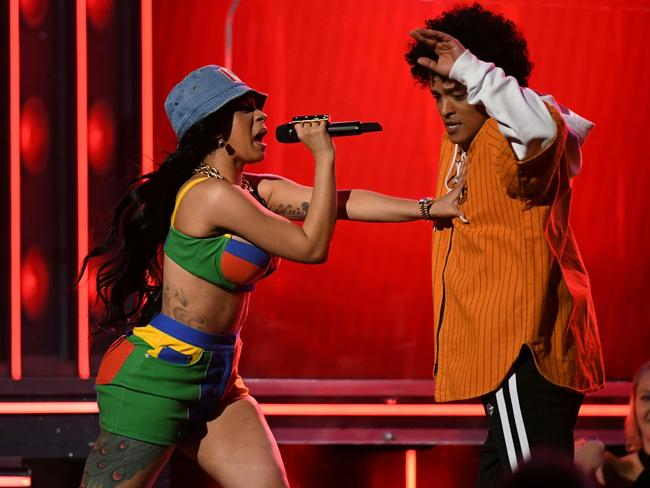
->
[405,3,533,87]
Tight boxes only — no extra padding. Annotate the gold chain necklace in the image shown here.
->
[193,162,253,192]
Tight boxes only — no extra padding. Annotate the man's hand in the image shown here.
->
[409,28,466,78]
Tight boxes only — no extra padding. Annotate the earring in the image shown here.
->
[217,137,235,156]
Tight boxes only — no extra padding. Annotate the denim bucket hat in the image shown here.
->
[165,65,267,141]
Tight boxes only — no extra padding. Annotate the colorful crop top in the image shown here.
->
[163,176,280,292]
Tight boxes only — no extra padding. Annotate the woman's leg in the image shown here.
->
[179,395,289,488]
[80,430,174,488]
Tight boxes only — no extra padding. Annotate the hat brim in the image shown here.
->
[177,84,268,140]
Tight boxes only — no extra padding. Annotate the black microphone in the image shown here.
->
[275,114,383,143]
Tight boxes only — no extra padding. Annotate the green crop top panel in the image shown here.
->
[163,176,280,292]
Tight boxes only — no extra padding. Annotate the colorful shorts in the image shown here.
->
[95,313,248,446]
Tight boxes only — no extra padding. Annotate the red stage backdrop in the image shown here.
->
[153,0,650,380]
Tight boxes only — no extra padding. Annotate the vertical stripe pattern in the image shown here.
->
[431,107,604,402]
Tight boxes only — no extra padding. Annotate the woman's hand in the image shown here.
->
[294,120,335,160]
[409,28,466,79]
[430,163,468,222]
[430,183,467,222]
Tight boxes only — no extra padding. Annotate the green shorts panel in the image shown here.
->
[95,316,241,446]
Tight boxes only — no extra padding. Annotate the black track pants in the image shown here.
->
[477,348,584,488]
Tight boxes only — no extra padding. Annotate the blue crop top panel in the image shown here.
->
[163,176,280,292]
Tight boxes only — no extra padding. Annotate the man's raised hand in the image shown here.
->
[409,28,466,78]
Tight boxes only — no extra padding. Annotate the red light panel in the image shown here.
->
[10,0,22,381]
[0,476,31,487]
[19,97,49,175]
[20,247,49,320]
[76,0,90,379]
[19,0,47,28]
[141,0,153,175]
[86,0,112,31]
[405,449,417,488]
[0,402,630,417]
[88,99,115,175]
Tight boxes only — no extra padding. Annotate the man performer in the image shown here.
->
[406,4,605,486]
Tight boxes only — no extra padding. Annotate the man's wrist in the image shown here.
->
[449,48,491,91]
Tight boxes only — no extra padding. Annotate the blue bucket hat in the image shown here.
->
[164,65,267,141]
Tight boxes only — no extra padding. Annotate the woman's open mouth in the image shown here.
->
[253,129,267,149]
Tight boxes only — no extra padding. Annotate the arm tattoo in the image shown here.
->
[274,202,310,220]
[162,283,209,330]
[81,430,168,487]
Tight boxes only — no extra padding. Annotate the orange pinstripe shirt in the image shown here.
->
[431,106,605,402]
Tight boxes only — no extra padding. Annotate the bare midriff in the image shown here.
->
[160,255,249,336]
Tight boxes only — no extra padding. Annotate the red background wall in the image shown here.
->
[153,0,650,381]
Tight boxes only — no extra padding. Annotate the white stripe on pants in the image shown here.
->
[495,372,531,472]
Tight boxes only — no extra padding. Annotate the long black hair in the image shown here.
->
[78,103,238,334]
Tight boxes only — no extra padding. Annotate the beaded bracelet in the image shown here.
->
[418,197,435,220]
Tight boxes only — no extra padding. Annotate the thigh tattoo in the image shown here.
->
[80,430,169,487]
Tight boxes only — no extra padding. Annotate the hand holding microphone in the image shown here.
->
[292,115,335,159]
[276,114,383,143]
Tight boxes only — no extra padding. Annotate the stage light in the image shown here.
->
[77,0,90,379]
[20,97,50,175]
[19,0,48,28]
[141,0,153,174]
[21,246,49,321]
[0,402,630,417]
[87,0,113,31]
[405,450,417,488]
[10,0,23,380]
[0,476,31,487]
[88,99,115,175]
